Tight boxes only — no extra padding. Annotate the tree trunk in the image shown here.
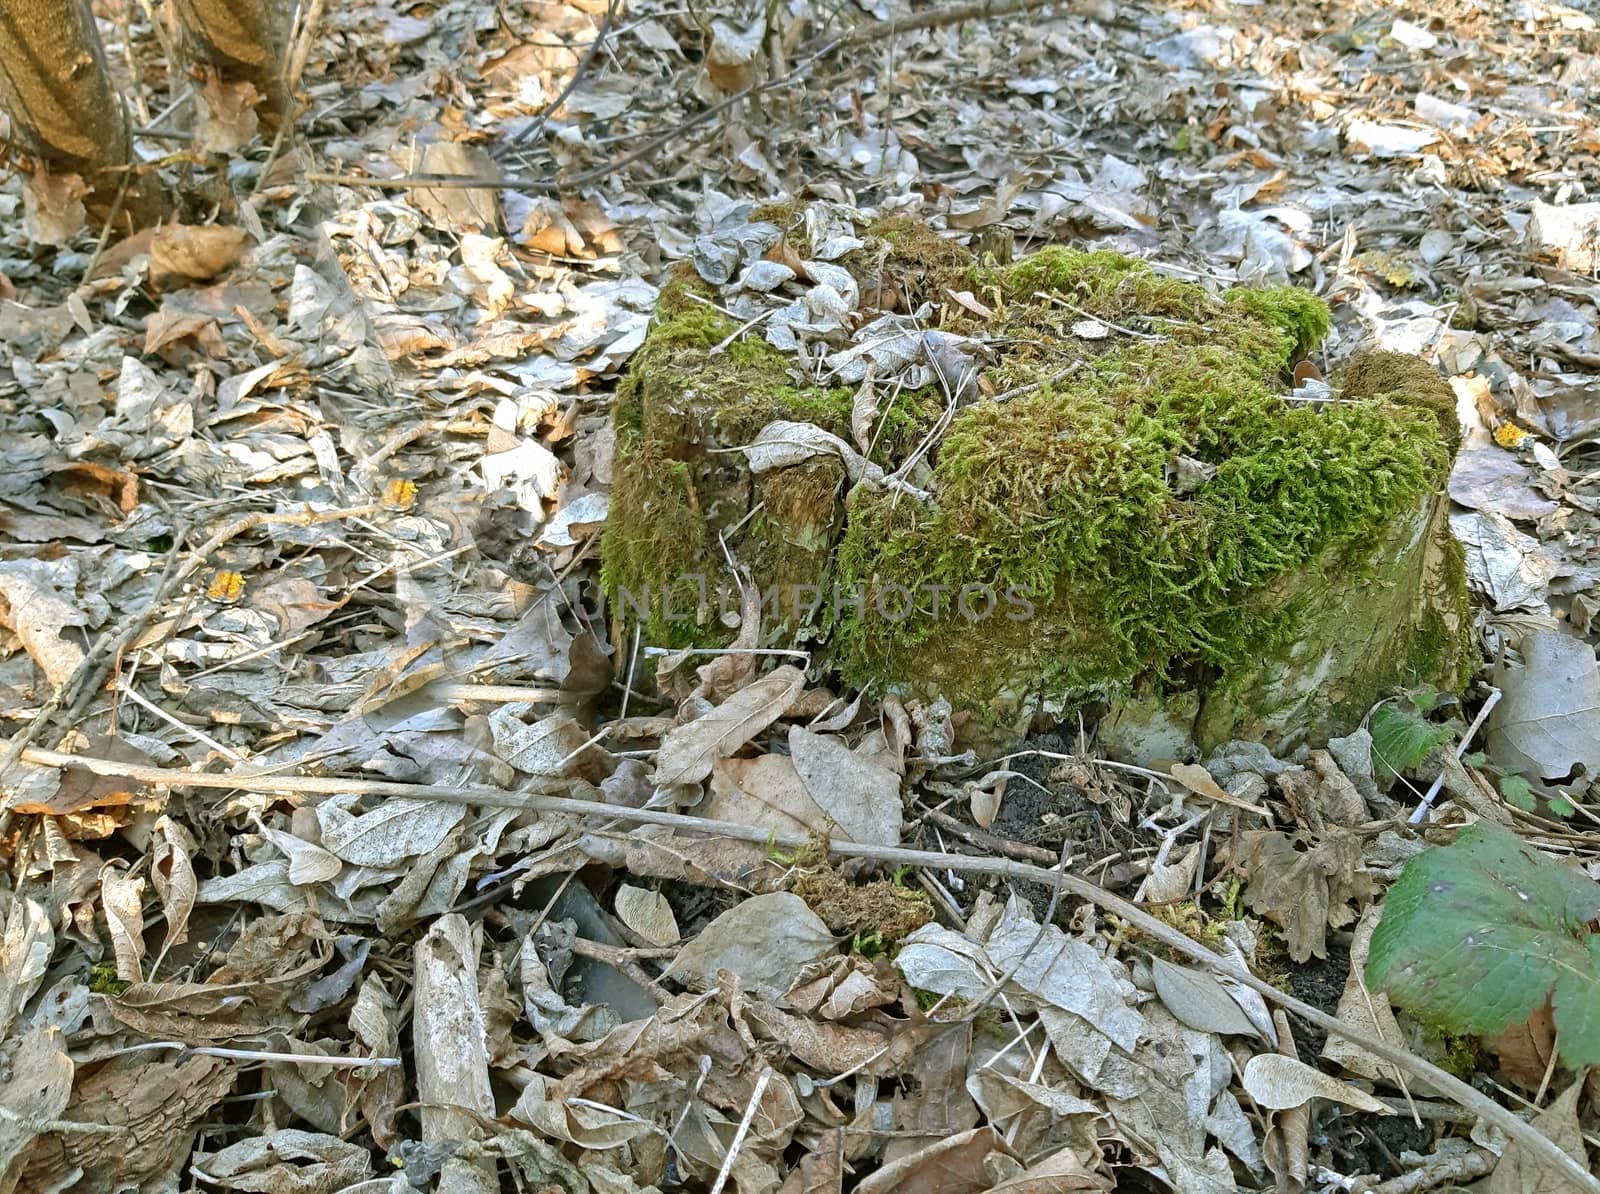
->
[0,0,161,229]
[170,0,291,124]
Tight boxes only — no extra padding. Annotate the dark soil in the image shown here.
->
[1283,939,1351,1060]
[1282,937,1435,1179]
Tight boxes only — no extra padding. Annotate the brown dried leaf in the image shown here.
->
[351,975,405,1148]
[0,563,88,686]
[1243,1055,1388,1113]
[248,812,342,885]
[990,1147,1111,1193]
[743,999,934,1076]
[143,308,227,356]
[42,459,140,515]
[614,884,680,946]
[150,815,196,955]
[653,665,806,787]
[22,171,88,245]
[666,892,837,998]
[1485,1000,1558,1091]
[194,74,262,154]
[785,955,900,1020]
[0,896,54,1040]
[149,224,252,291]
[1485,1080,1589,1194]
[410,140,502,234]
[1242,827,1375,962]
[97,866,145,983]
[854,1126,1017,1194]
[1170,761,1270,817]
[708,753,830,839]
[789,726,902,845]
[9,737,155,821]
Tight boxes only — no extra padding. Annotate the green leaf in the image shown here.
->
[1410,686,1442,715]
[1370,701,1451,779]
[1548,795,1576,819]
[1499,774,1537,812]
[1366,823,1600,1067]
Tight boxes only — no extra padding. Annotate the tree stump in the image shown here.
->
[603,207,1471,751]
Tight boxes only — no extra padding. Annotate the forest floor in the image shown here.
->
[3,0,1600,1191]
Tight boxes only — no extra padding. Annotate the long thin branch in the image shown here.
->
[11,748,1598,1194]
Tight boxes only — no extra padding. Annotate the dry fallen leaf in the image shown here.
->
[99,864,147,983]
[1170,761,1270,817]
[1242,1054,1388,1113]
[0,562,88,686]
[653,665,806,787]
[150,815,197,955]
[0,897,54,1039]
[1242,827,1374,962]
[666,892,837,999]
[614,883,680,946]
[1484,1080,1589,1194]
[149,224,252,291]
[1150,956,1264,1040]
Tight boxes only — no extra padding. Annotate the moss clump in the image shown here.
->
[89,962,132,995]
[1224,285,1332,362]
[1339,350,1461,453]
[829,316,1448,709]
[602,240,944,648]
[792,865,934,948]
[605,212,1467,741]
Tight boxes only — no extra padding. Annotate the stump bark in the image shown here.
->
[0,0,162,229]
[0,0,291,234]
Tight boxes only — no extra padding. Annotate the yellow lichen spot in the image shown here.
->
[1357,250,1423,289]
[207,570,245,603]
[382,477,418,511]
[1493,422,1531,450]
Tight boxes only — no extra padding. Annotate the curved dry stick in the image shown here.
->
[12,746,1599,1193]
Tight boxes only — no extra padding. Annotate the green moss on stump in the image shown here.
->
[603,218,1469,745]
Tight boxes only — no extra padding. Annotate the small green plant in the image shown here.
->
[1215,872,1247,922]
[1500,774,1578,819]
[1369,690,1452,780]
[850,930,886,959]
[1422,1028,1485,1080]
[89,962,131,995]
[1366,822,1600,1067]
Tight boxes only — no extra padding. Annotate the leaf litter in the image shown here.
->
[2,0,1600,1191]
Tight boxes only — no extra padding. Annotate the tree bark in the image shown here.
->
[0,0,161,228]
[171,0,292,124]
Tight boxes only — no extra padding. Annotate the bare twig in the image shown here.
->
[1408,687,1501,824]
[1034,292,1168,341]
[708,1066,773,1194]
[1363,1145,1495,1194]
[286,0,327,94]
